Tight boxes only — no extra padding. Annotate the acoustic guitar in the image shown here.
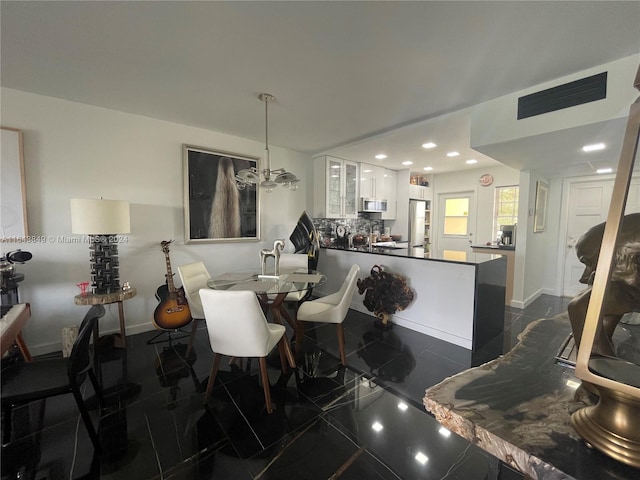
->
[153,240,192,330]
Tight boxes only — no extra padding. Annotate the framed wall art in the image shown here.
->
[533,180,548,233]
[183,145,260,243]
[1,127,28,238]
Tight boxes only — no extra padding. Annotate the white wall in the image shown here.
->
[431,164,521,246]
[470,54,640,148]
[1,88,312,355]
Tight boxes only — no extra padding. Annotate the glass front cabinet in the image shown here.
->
[313,156,359,219]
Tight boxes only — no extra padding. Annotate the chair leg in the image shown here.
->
[204,354,222,404]
[258,357,273,414]
[277,340,288,374]
[71,388,101,453]
[185,319,200,357]
[336,323,347,366]
[280,335,296,369]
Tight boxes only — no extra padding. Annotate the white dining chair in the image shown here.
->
[199,288,296,413]
[296,264,360,366]
[177,262,211,356]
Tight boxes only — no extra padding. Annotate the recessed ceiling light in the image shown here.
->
[596,167,613,174]
[465,159,478,165]
[582,143,606,152]
[415,452,429,465]
[446,151,459,157]
[402,161,413,166]
[397,402,408,411]
[423,166,433,171]
[438,427,452,438]
[422,142,437,149]
[375,154,387,160]
[371,422,384,432]
[362,169,372,173]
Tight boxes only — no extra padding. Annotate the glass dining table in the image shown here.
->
[207,269,327,354]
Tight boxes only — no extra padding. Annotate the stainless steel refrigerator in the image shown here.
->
[408,200,427,247]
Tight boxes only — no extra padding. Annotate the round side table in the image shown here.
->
[74,288,137,348]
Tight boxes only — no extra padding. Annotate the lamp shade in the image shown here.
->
[70,198,130,234]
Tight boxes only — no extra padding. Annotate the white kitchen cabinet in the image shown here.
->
[359,163,397,219]
[409,184,432,201]
[313,156,359,219]
[359,164,384,199]
[381,169,397,220]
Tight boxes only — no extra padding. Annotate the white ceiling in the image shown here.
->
[2,1,639,176]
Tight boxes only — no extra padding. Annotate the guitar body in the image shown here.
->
[153,241,192,331]
[155,283,169,302]
[153,292,192,330]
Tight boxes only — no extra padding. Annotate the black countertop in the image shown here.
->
[470,244,516,251]
[322,245,504,265]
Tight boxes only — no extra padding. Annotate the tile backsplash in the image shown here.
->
[313,214,386,247]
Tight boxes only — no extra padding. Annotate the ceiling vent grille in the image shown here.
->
[517,72,607,120]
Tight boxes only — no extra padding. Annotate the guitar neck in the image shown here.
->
[164,253,177,293]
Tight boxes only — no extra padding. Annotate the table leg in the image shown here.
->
[268,293,303,358]
[116,300,126,348]
[15,332,32,362]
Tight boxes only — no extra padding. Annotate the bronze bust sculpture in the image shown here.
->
[568,212,640,356]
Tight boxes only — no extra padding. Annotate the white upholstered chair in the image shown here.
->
[199,288,296,413]
[177,262,211,355]
[296,264,360,366]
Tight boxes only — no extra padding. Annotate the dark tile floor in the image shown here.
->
[1,294,571,479]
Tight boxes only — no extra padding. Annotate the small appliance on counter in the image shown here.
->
[499,224,517,246]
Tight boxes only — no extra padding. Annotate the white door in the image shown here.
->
[437,191,476,260]
[562,177,640,297]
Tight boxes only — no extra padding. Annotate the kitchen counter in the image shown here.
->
[471,245,516,306]
[469,244,515,251]
[318,246,507,351]
[323,245,504,265]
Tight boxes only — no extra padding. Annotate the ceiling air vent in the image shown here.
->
[517,72,607,120]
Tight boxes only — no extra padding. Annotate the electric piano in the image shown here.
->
[1,303,32,361]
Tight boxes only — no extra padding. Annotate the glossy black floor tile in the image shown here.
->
[1,294,570,479]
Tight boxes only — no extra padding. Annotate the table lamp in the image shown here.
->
[70,198,130,295]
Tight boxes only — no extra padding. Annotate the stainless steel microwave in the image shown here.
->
[359,198,388,213]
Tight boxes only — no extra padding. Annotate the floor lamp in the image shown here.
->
[70,198,130,295]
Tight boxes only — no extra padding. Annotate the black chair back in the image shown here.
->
[68,305,104,387]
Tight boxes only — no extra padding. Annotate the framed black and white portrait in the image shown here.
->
[183,145,260,243]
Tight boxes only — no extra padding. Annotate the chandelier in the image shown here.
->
[236,93,300,193]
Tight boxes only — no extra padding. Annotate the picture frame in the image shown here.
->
[183,145,260,244]
[533,180,548,233]
[1,127,28,238]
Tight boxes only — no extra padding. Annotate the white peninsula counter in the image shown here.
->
[317,246,507,351]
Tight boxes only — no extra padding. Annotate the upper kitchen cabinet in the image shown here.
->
[359,164,384,198]
[381,169,397,220]
[360,163,397,219]
[409,174,433,201]
[313,156,359,219]
[409,184,432,201]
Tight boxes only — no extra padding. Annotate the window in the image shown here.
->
[494,186,519,238]
[443,197,469,236]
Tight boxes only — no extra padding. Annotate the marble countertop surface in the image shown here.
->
[322,245,504,265]
[423,315,640,480]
